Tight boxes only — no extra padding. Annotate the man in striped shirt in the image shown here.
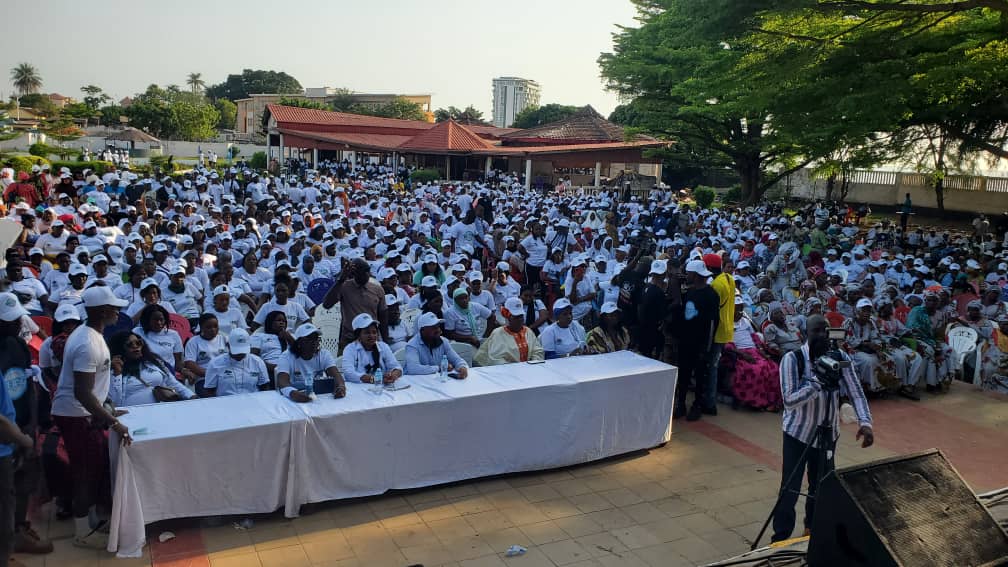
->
[773,315,874,543]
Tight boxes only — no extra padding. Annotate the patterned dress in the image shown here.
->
[842,317,899,392]
[727,317,781,410]
[905,305,956,387]
[876,316,925,388]
[980,328,1008,393]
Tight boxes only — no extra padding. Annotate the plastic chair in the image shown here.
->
[319,328,342,358]
[394,348,407,366]
[168,314,193,344]
[306,277,335,306]
[400,307,421,335]
[450,341,475,367]
[31,315,53,337]
[946,326,978,368]
[894,305,910,324]
[313,302,342,335]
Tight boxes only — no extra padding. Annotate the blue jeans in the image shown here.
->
[704,343,724,410]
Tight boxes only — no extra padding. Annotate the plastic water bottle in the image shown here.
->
[373,368,384,394]
[439,355,449,383]
[304,371,314,397]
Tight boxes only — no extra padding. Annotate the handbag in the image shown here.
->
[133,366,183,403]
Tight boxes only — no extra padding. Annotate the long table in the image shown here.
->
[108,351,677,557]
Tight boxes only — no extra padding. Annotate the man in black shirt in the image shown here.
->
[637,260,670,359]
[674,259,720,421]
[612,255,652,347]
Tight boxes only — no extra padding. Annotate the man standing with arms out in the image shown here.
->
[52,286,132,549]
[321,258,388,349]
[773,315,873,543]
[705,253,734,416]
[674,259,719,421]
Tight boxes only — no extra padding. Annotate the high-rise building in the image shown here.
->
[492,77,541,128]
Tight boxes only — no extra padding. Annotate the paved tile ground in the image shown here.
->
[20,383,1007,567]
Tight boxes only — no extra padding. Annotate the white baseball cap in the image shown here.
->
[293,323,322,340]
[553,298,572,311]
[418,311,442,329]
[649,260,667,275]
[0,293,27,322]
[141,278,159,290]
[856,298,874,310]
[600,301,619,314]
[685,259,712,277]
[351,313,377,331]
[228,328,251,354]
[82,286,128,308]
[54,302,81,322]
[504,297,524,314]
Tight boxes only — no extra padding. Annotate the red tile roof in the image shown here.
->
[279,129,414,152]
[267,104,432,131]
[397,120,493,153]
[501,105,654,145]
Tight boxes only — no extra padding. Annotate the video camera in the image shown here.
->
[813,328,851,391]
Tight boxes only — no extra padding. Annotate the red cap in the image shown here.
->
[702,253,722,269]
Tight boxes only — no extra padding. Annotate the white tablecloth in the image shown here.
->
[109,351,676,557]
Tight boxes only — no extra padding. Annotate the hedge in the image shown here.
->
[693,186,716,210]
[4,155,50,174]
[410,168,441,183]
[248,151,267,170]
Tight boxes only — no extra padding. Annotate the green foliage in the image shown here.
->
[49,160,114,175]
[608,102,647,128]
[61,102,97,125]
[28,143,49,158]
[213,98,237,130]
[16,93,57,117]
[278,97,327,110]
[149,155,179,173]
[125,84,219,140]
[722,185,742,204]
[434,105,486,124]
[510,104,579,129]
[205,69,302,101]
[348,97,427,121]
[6,155,49,174]
[186,72,206,94]
[409,168,441,183]
[98,105,125,126]
[248,151,267,170]
[692,186,716,209]
[79,85,111,111]
[326,88,356,112]
[10,63,42,96]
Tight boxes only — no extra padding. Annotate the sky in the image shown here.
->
[0,0,639,119]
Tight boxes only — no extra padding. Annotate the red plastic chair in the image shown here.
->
[31,315,53,337]
[894,305,910,324]
[168,314,193,344]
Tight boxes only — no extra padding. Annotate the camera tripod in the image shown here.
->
[751,376,838,550]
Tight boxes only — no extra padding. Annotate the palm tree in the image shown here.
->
[11,63,42,96]
[186,72,206,94]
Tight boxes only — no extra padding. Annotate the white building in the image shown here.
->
[492,77,541,128]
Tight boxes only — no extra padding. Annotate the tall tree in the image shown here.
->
[599,1,811,204]
[278,97,327,110]
[510,104,579,129]
[214,98,237,130]
[10,63,42,96]
[186,72,206,94]
[125,84,219,140]
[326,88,356,112]
[349,97,427,121]
[205,69,302,101]
[434,105,487,124]
[80,85,111,111]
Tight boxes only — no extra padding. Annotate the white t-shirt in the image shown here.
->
[276,350,338,391]
[520,235,548,267]
[253,300,309,331]
[52,326,112,417]
[209,307,247,337]
[134,327,183,369]
[183,334,228,369]
[539,321,587,356]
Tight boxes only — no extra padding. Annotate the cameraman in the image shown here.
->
[772,315,873,543]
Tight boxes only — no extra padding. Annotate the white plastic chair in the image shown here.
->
[450,341,476,367]
[394,348,407,366]
[400,307,421,335]
[474,315,488,339]
[319,332,342,358]
[313,302,342,336]
[946,326,979,369]
[838,269,849,284]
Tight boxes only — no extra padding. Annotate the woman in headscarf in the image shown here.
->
[842,298,898,393]
[905,290,956,392]
[725,295,781,411]
[474,297,545,366]
[978,313,1008,393]
[875,297,925,400]
[444,287,491,348]
[763,302,803,360]
[980,287,1006,322]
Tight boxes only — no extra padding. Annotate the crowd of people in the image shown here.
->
[0,153,1003,561]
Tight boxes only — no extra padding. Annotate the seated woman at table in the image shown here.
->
[251,310,292,378]
[182,313,228,384]
[444,287,492,348]
[404,311,469,378]
[385,294,412,352]
[204,328,271,397]
[277,323,346,402]
[342,314,403,385]
[585,301,631,354]
[539,298,587,359]
[108,331,196,406]
[133,304,183,372]
[475,297,545,366]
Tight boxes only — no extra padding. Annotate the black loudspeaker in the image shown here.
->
[807,450,1008,567]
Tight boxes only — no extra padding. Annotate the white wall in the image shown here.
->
[0,133,266,162]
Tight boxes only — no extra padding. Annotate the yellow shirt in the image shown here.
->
[711,272,736,344]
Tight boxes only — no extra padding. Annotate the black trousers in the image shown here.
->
[675,346,709,409]
[772,433,835,542]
